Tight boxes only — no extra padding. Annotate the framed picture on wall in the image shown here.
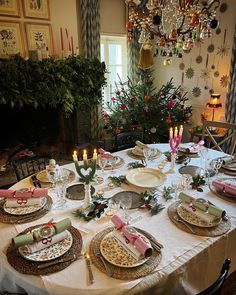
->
[0,0,20,17]
[25,23,53,57]
[23,0,50,20]
[0,21,25,59]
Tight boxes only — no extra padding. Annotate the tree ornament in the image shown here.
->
[207,44,215,53]
[196,56,203,64]
[144,95,151,101]
[121,104,126,109]
[179,62,185,70]
[150,127,156,133]
[192,87,201,97]
[152,14,161,25]
[185,67,194,79]
[220,75,229,88]
[168,101,175,108]
[210,18,219,29]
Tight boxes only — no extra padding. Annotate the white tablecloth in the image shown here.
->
[0,144,236,295]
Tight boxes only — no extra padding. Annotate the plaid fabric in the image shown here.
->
[80,0,102,139]
[225,24,236,153]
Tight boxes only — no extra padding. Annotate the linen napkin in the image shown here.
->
[133,141,148,156]
[212,180,236,197]
[221,156,235,165]
[4,197,44,208]
[111,214,152,259]
[0,188,48,198]
[98,148,113,159]
[23,231,68,254]
[179,192,226,221]
[13,218,71,247]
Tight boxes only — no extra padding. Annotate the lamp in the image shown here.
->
[126,0,220,58]
[206,93,222,121]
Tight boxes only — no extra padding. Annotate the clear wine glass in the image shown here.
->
[143,147,151,166]
[171,176,183,200]
[120,195,132,222]
[97,155,108,173]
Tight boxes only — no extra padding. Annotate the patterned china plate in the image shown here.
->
[18,230,73,262]
[100,232,149,268]
[177,204,221,228]
[3,197,47,215]
[36,168,74,183]
[126,168,166,188]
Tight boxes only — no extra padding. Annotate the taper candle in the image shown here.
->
[169,127,173,139]
[174,127,178,138]
[73,151,78,162]
[93,149,97,160]
[179,125,183,137]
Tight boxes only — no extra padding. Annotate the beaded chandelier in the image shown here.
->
[126,0,221,58]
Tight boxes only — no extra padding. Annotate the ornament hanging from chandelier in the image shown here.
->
[126,0,220,59]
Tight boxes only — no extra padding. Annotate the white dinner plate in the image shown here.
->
[176,204,221,228]
[18,230,73,262]
[100,232,149,268]
[3,197,47,215]
[126,168,166,188]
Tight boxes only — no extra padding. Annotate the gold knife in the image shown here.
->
[84,252,94,285]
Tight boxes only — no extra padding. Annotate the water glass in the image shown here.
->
[171,176,183,200]
[106,198,121,217]
[143,148,151,166]
[97,156,108,172]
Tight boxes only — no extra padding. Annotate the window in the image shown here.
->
[100,35,127,107]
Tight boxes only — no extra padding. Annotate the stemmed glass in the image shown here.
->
[210,158,223,175]
[171,176,183,200]
[198,146,209,176]
[97,155,108,173]
[120,195,132,222]
[143,148,151,166]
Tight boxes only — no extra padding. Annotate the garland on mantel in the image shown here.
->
[0,55,106,115]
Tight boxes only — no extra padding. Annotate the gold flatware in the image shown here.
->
[37,253,83,269]
[84,252,94,285]
[174,216,195,233]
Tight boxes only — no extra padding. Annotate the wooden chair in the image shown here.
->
[12,153,51,181]
[202,121,236,155]
[196,259,231,295]
[114,131,144,152]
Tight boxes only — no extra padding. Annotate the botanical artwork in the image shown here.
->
[23,0,50,19]
[0,21,24,59]
[25,23,53,55]
[0,0,19,17]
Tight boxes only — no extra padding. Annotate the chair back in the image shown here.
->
[12,153,52,181]
[114,131,144,151]
[196,259,231,295]
[202,121,236,155]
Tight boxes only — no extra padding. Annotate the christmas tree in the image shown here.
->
[103,74,192,143]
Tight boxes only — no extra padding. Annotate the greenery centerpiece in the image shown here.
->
[103,76,192,143]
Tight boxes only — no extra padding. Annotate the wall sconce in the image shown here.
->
[206,94,222,121]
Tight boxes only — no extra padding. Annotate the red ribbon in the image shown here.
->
[16,198,28,205]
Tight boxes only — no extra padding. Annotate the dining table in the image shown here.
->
[0,143,236,295]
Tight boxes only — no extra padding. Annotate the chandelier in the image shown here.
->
[126,0,220,59]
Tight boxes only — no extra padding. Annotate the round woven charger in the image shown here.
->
[89,227,162,280]
[168,202,231,237]
[7,226,82,275]
[127,149,161,161]
[66,184,95,200]
[97,156,125,170]
[220,167,236,177]
[0,196,53,224]
[36,169,76,186]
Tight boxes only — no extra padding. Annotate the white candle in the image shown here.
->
[73,150,78,162]
[83,149,87,162]
[174,127,178,138]
[93,148,97,160]
[169,127,173,139]
[179,125,183,137]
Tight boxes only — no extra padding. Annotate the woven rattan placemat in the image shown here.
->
[0,196,53,224]
[178,151,200,158]
[127,149,161,161]
[168,201,231,237]
[89,227,162,280]
[7,226,82,275]
[209,181,236,203]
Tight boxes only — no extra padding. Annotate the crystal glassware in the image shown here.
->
[120,195,132,222]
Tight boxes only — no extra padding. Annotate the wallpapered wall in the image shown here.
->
[153,0,236,127]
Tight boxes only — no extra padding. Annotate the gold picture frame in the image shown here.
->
[25,23,53,57]
[23,0,50,20]
[0,0,20,17]
[0,21,25,59]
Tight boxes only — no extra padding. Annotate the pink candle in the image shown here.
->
[60,27,64,51]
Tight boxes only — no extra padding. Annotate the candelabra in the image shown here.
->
[168,126,183,173]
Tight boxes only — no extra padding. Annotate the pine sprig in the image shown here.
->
[108,175,127,187]
[127,161,145,169]
[162,186,174,200]
[74,198,108,221]
[151,203,165,215]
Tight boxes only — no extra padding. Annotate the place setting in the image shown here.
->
[0,187,52,224]
[97,148,125,170]
[178,140,205,158]
[6,218,83,275]
[209,178,236,203]
[89,214,163,280]
[168,192,231,237]
[127,141,161,161]
[217,156,236,176]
